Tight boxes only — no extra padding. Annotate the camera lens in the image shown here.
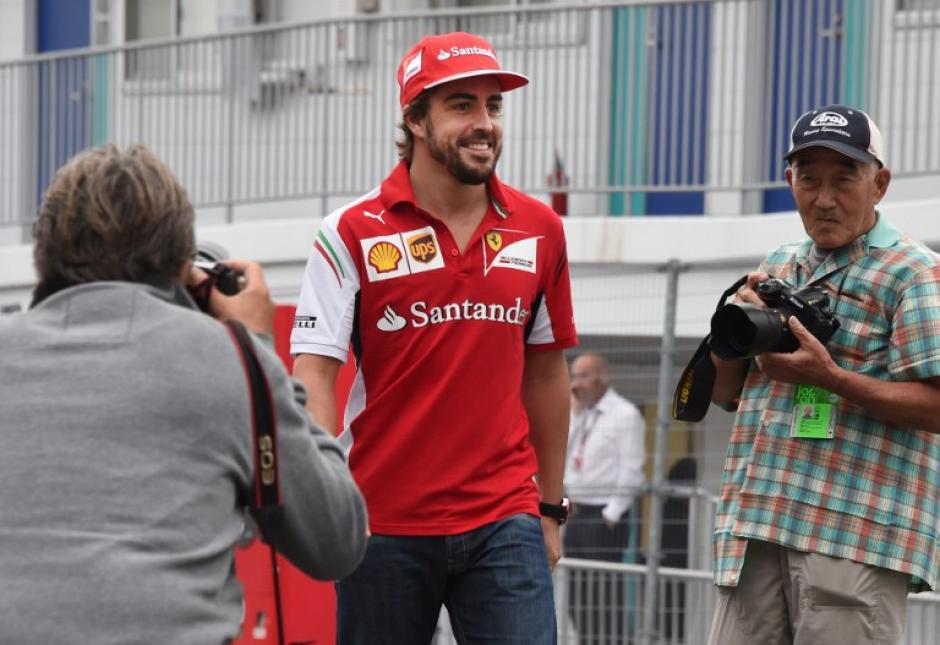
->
[709,304,789,360]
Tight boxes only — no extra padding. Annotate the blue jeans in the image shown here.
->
[336,513,557,645]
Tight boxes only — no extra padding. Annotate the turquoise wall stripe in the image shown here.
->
[93,55,109,146]
[843,0,867,109]
[608,8,628,216]
[629,7,647,217]
[608,6,648,216]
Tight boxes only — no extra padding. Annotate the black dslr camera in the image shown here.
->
[708,278,840,360]
[188,243,242,311]
[192,259,241,296]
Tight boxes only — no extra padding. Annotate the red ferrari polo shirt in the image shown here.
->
[291,161,577,535]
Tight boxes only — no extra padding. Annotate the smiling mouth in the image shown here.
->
[463,141,492,152]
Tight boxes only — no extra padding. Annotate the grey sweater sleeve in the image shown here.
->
[248,334,368,580]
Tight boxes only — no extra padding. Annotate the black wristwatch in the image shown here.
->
[539,498,570,525]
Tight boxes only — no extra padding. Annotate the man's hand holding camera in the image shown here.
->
[188,259,275,337]
[708,271,768,404]
[755,316,837,389]
[732,271,770,307]
[713,271,940,433]
[709,269,842,404]
[731,271,838,389]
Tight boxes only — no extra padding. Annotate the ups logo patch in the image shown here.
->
[407,233,437,263]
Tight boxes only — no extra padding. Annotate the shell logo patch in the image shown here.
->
[486,231,502,252]
[368,241,402,273]
[407,233,437,264]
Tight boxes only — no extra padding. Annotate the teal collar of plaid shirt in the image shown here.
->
[795,211,901,284]
[797,210,900,255]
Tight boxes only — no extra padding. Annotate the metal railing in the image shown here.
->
[555,559,715,645]
[2,0,940,227]
[433,560,940,644]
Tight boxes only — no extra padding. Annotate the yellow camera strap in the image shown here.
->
[672,275,748,422]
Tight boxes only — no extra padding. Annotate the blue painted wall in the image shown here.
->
[608,4,710,216]
[763,0,845,213]
[38,0,90,52]
[37,0,91,200]
[647,2,709,216]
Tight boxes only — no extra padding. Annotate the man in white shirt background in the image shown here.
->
[563,352,647,644]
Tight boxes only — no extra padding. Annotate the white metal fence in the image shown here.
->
[2,0,940,226]
[432,561,940,645]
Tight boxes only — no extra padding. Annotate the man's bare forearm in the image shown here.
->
[293,354,343,436]
[710,353,749,406]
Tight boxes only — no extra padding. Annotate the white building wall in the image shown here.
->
[0,0,29,61]
[3,196,939,317]
[0,1,30,245]
[85,7,610,221]
[180,0,216,36]
[2,0,935,233]
[280,0,357,21]
[704,0,774,217]
[875,7,940,175]
[704,0,750,217]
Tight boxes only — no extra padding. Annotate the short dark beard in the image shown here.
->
[425,117,501,185]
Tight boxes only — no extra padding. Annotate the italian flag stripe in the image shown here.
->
[314,240,342,287]
[317,230,346,279]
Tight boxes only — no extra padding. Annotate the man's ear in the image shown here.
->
[177,259,193,285]
[404,112,427,141]
[784,165,795,191]
[873,166,891,203]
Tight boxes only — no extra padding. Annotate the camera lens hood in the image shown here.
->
[709,303,789,360]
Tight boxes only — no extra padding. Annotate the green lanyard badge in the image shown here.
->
[790,384,837,439]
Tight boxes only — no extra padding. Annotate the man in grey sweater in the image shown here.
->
[0,144,368,644]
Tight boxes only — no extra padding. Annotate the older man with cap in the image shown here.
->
[291,32,577,644]
[706,104,940,645]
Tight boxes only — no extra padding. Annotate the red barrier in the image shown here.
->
[234,304,356,644]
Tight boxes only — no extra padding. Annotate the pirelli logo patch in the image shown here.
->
[293,315,317,329]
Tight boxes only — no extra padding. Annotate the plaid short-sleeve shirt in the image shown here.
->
[715,214,940,591]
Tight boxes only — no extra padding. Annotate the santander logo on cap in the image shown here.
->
[436,45,497,62]
[397,31,529,109]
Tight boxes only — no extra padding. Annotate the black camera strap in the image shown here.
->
[224,320,283,518]
[672,275,748,422]
[224,319,287,645]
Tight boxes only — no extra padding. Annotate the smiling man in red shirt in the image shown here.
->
[291,32,577,644]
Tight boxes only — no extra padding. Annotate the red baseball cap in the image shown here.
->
[396,32,529,109]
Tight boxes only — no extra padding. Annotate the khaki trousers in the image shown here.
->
[706,539,909,645]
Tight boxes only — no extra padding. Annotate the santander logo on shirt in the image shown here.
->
[376,297,530,332]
